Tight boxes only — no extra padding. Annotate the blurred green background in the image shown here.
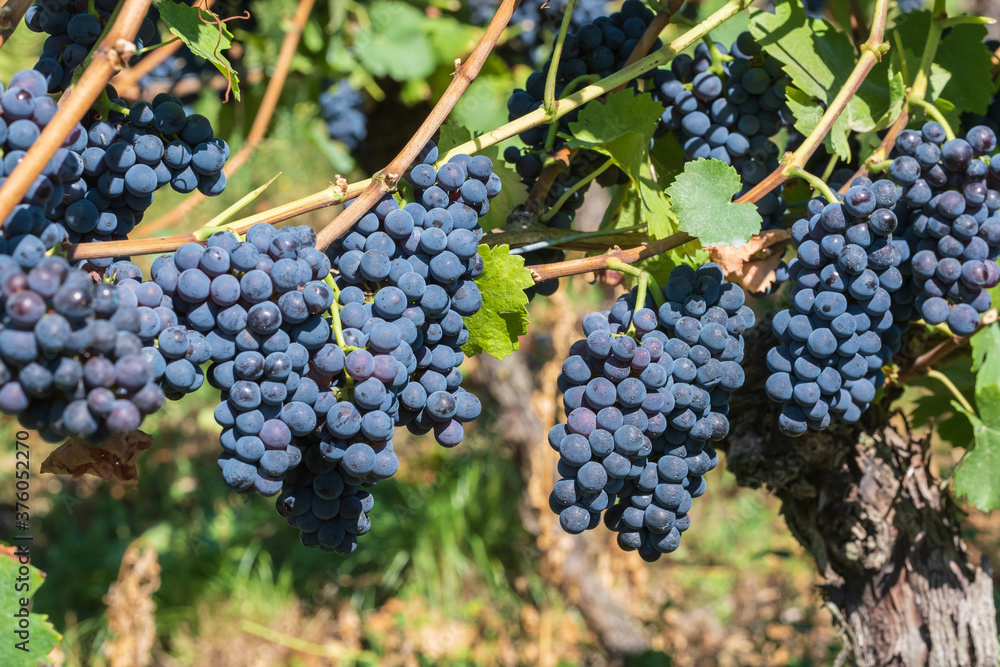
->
[0,0,998,665]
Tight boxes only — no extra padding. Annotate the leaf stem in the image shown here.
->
[926,369,976,416]
[788,165,839,204]
[131,36,181,57]
[538,157,614,222]
[542,0,577,151]
[908,97,956,140]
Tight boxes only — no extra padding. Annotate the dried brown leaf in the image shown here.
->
[708,229,791,292]
[40,431,153,485]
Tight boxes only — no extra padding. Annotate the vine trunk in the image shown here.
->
[726,322,999,666]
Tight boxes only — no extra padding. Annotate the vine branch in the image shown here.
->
[112,0,219,96]
[735,0,891,206]
[313,0,521,251]
[0,0,154,226]
[528,232,694,282]
[439,0,750,165]
[135,0,317,236]
[0,0,32,48]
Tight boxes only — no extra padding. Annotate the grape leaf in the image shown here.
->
[462,245,535,359]
[665,159,762,247]
[971,322,1000,393]
[0,547,61,666]
[157,1,241,101]
[566,90,663,184]
[353,2,436,82]
[954,385,1000,511]
[749,0,864,103]
[750,0,903,160]
[892,11,992,115]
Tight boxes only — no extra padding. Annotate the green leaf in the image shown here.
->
[892,10,992,114]
[353,2,436,82]
[665,159,761,247]
[954,385,1000,510]
[566,91,662,183]
[638,160,676,240]
[0,548,61,666]
[749,0,854,103]
[157,0,241,101]
[437,120,473,156]
[750,0,902,160]
[971,322,1000,393]
[462,245,535,359]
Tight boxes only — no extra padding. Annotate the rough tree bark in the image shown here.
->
[724,321,999,666]
[475,304,1000,664]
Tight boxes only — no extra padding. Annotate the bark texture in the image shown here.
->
[471,291,999,663]
[725,321,999,666]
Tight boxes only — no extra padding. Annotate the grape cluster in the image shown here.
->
[887,122,1000,335]
[550,263,752,560]
[265,143,496,552]
[766,178,903,435]
[650,32,789,231]
[275,461,376,555]
[27,1,160,94]
[0,70,81,267]
[0,254,162,443]
[468,0,609,59]
[503,0,656,297]
[0,68,231,274]
[128,225,331,496]
[319,81,368,151]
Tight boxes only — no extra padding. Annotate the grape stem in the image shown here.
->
[543,0,578,151]
[313,0,522,252]
[538,157,614,223]
[628,271,649,337]
[135,0,318,237]
[841,108,909,191]
[909,0,947,102]
[606,258,664,328]
[324,274,350,351]
[908,98,956,141]
[895,310,997,383]
[0,0,155,226]
[702,34,731,76]
[0,0,33,48]
[925,369,976,415]
[787,166,839,204]
[735,0,891,207]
